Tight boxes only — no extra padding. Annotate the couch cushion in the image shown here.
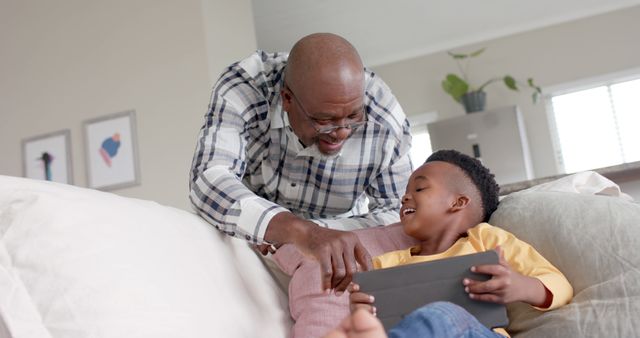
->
[0,175,290,338]
[490,190,640,337]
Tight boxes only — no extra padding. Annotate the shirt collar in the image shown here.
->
[270,76,289,130]
[271,106,289,130]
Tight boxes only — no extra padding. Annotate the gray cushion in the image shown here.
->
[490,191,640,337]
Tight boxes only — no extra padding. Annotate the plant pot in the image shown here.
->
[461,91,486,113]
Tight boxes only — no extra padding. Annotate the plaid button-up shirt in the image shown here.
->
[189,51,412,244]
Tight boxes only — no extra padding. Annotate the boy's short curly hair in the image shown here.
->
[425,149,500,222]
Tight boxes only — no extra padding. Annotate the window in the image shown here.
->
[548,73,640,174]
[407,112,437,168]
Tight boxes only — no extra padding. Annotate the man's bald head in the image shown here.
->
[285,33,364,96]
[280,33,367,154]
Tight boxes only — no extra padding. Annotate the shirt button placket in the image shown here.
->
[287,181,299,207]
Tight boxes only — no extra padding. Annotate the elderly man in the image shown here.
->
[189,33,412,292]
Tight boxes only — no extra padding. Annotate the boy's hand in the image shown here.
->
[348,283,376,315]
[463,246,551,307]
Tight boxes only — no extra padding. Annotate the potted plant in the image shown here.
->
[441,48,542,113]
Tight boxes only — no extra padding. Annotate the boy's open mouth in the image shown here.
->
[402,208,416,216]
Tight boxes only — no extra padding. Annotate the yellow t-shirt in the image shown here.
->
[373,223,573,337]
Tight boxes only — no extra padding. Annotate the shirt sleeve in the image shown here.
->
[475,224,574,310]
[189,68,288,244]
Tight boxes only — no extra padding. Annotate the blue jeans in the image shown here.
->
[388,302,504,338]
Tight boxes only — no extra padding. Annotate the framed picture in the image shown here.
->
[22,129,73,184]
[83,110,140,190]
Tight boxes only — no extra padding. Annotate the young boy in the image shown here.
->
[343,149,573,338]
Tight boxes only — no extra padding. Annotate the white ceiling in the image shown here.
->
[251,0,640,66]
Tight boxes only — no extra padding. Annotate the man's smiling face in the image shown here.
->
[282,81,365,155]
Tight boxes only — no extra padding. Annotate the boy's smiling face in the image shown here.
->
[400,161,463,241]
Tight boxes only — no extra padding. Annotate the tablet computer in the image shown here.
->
[353,250,508,331]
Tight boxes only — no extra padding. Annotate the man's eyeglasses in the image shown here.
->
[285,84,366,135]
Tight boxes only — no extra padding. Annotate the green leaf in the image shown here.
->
[527,78,543,94]
[447,51,468,60]
[442,74,469,102]
[504,76,518,91]
[448,47,485,60]
[469,48,486,57]
[527,78,535,87]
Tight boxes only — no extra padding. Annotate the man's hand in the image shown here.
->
[299,225,373,293]
[463,246,552,307]
[254,243,277,256]
[348,283,376,315]
[264,211,373,293]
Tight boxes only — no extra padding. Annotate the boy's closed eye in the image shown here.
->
[415,184,430,192]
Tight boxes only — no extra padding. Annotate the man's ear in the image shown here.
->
[450,195,470,212]
[281,89,293,111]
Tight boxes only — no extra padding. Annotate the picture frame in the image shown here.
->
[22,129,73,184]
[83,110,140,190]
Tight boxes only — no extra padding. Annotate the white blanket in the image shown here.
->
[522,171,633,201]
[0,175,291,338]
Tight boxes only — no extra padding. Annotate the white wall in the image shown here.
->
[0,0,257,210]
[373,6,640,179]
[201,0,257,83]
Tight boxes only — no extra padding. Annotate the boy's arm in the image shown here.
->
[464,225,573,310]
[497,230,574,310]
[463,246,552,307]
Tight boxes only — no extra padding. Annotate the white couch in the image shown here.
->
[1,174,639,338]
[0,175,291,338]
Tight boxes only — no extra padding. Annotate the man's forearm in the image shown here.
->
[264,211,312,246]
[191,166,288,243]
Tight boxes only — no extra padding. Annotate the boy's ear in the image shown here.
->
[450,195,470,212]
